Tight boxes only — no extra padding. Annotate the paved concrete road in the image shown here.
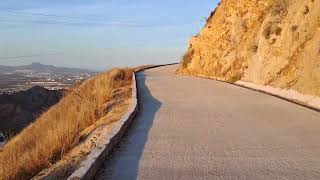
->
[96,65,320,180]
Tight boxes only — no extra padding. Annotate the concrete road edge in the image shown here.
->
[67,73,138,180]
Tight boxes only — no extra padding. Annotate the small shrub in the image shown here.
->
[291,25,299,32]
[226,73,243,83]
[263,24,282,40]
[251,45,259,53]
[241,20,248,32]
[263,25,272,39]
[206,2,221,23]
[271,0,288,16]
[303,5,310,15]
[275,27,282,36]
[181,49,195,69]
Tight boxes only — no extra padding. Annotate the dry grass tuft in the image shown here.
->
[206,2,221,23]
[181,49,195,70]
[270,0,288,16]
[0,68,134,180]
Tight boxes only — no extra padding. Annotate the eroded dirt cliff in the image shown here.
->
[177,0,320,96]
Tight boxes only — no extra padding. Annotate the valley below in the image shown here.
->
[0,63,95,94]
[0,86,64,139]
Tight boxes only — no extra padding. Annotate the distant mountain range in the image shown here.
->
[0,63,96,74]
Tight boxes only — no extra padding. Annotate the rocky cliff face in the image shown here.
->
[177,0,320,96]
[0,86,63,137]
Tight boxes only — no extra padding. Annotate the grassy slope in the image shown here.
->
[0,68,134,180]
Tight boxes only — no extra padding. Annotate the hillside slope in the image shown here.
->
[0,86,63,136]
[177,0,320,96]
[0,68,133,180]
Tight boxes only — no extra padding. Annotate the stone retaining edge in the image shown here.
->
[67,73,138,180]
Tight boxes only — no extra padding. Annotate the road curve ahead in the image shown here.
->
[96,65,320,180]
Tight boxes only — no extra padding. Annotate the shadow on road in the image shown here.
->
[95,72,162,180]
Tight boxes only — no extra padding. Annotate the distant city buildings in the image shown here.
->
[0,71,92,94]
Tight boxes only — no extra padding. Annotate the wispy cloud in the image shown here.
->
[0,52,65,60]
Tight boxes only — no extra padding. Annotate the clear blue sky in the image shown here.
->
[0,0,219,70]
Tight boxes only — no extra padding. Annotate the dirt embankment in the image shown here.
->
[177,0,320,97]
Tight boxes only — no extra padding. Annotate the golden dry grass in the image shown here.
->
[182,50,194,68]
[0,68,134,180]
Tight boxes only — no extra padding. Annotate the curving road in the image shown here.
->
[96,65,320,180]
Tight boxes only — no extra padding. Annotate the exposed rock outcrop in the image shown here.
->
[0,86,63,136]
[177,0,320,96]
